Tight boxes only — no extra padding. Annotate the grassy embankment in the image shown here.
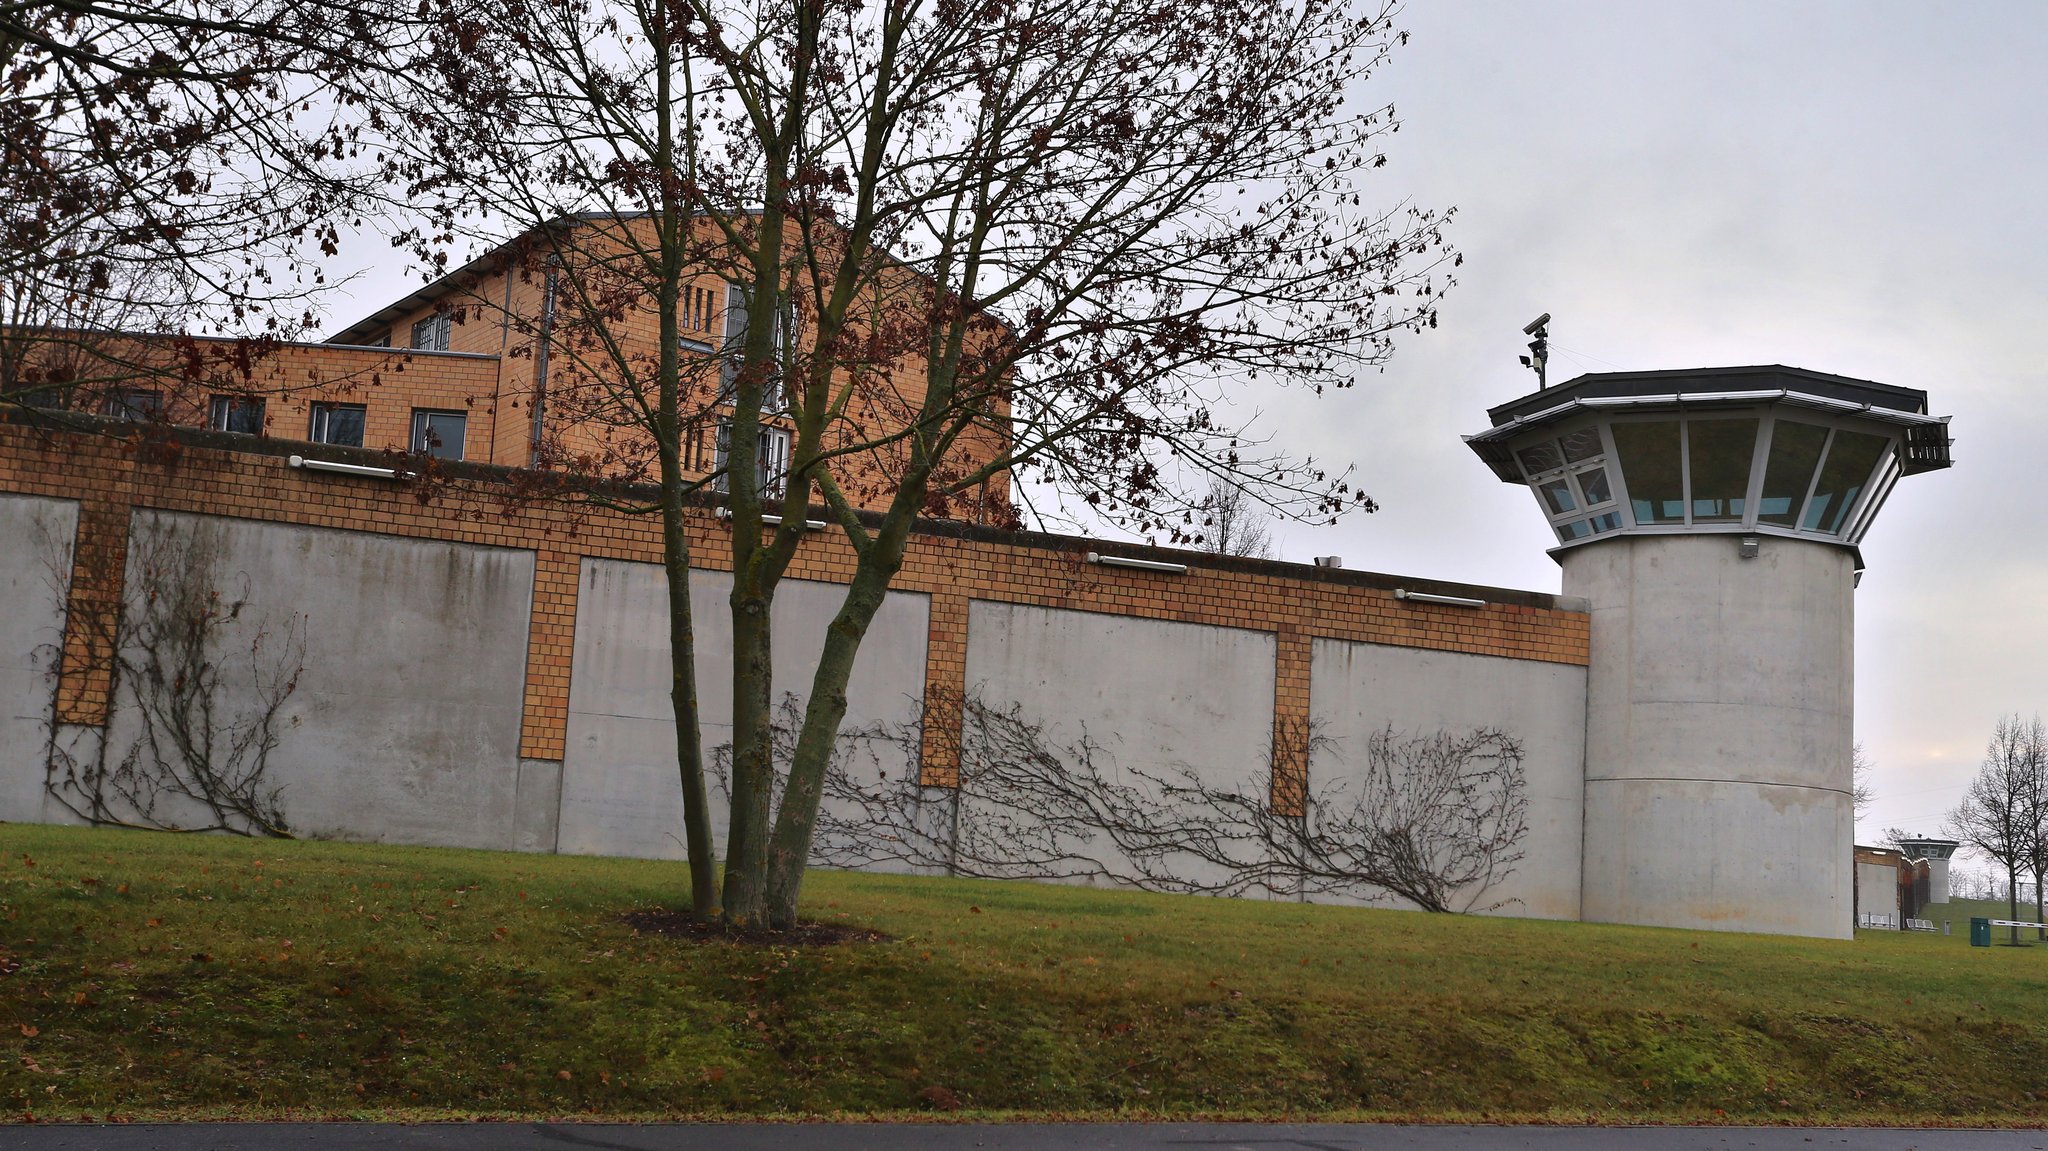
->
[5,822,2048,1124]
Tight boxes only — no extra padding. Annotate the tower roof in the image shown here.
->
[1484,365,1934,428]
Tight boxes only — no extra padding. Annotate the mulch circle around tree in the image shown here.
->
[622,908,889,947]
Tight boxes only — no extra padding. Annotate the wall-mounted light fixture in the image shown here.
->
[715,507,827,531]
[1085,551,1190,575]
[288,454,403,481]
[1394,588,1487,608]
[1738,536,1761,560]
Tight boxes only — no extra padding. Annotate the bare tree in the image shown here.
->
[1199,476,1275,559]
[1852,742,1874,820]
[0,0,429,420]
[2021,720,2048,938]
[731,692,1528,914]
[384,0,1454,926]
[1945,715,2044,945]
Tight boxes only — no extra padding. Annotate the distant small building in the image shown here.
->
[1853,845,1940,930]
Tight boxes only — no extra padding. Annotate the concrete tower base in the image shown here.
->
[1564,533,1856,939]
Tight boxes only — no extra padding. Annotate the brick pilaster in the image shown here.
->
[1269,627,1313,817]
[918,590,970,786]
[54,499,131,727]
[518,549,581,760]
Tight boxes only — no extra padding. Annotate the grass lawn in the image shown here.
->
[5,823,2048,1124]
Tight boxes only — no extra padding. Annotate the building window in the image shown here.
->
[679,282,719,349]
[1685,417,1760,523]
[1802,429,1889,535]
[208,395,265,435]
[410,409,467,460]
[411,312,452,352]
[99,388,161,421]
[1756,420,1829,526]
[713,420,790,498]
[718,281,783,412]
[309,402,367,448]
[1517,423,1623,545]
[1610,420,1684,525]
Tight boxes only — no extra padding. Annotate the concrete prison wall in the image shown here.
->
[0,494,76,824]
[558,558,931,860]
[97,511,537,848]
[0,417,1592,918]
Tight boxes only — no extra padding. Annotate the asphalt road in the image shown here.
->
[1,1125,2044,1151]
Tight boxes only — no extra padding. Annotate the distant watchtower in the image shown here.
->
[1467,366,1953,939]
[1894,837,1961,905]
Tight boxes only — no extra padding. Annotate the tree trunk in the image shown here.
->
[762,546,904,927]
[647,18,716,919]
[660,503,717,917]
[2009,864,2021,945]
[721,577,778,925]
[2034,867,2045,941]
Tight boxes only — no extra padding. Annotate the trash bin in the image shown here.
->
[1971,917,1991,947]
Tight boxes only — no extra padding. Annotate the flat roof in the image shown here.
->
[1486,365,1933,427]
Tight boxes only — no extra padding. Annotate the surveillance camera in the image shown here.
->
[1522,312,1551,336]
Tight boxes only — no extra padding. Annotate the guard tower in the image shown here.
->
[1894,837,1961,905]
[1467,366,1952,939]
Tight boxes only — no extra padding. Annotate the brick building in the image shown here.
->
[10,214,1012,520]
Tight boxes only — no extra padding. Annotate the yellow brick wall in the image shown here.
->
[370,218,1014,518]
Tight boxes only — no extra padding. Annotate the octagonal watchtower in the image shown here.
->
[1467,365,1952,939]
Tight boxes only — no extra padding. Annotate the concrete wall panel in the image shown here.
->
[1309,639,1588,920]
[0,495,77,822]
[1569,534,1855,791]
[1854,860,1899,922]
[959,601,1276,890]
[105,512,534,848]
[558,558,931,860]
[1584,777,1854,938]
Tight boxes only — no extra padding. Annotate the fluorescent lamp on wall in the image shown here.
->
[1085,552,1190,575]
[1394,588,1486,608]
[716,507,827,530]
[287,454,403,481]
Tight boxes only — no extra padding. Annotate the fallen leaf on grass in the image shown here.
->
[18,1025,36,1038]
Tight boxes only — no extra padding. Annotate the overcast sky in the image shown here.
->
[1283,0,2048,855]
[316,1,2045,859]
